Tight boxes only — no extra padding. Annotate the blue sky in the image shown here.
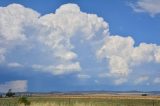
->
[0,0,160,92]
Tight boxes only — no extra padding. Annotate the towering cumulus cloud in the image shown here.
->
[0,3,109,75]
[0,4,40,62]
[0,3,160,85]
[35,4,109,74]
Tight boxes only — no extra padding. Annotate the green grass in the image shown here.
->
[0,97,160,106]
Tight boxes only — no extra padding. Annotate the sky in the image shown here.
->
[0,0,160,92]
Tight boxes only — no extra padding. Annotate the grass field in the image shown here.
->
[0,95,160,106]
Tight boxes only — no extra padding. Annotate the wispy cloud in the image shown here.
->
[7,62,23,68]
[153,77,160,84]
[114,78,127,85]
[134,75,149,85]
[129,0,160,17]
[77,74,91,79]
[32,62,81,75]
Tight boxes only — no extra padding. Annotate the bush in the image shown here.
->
[141,94,147,96]
[18,97,31,106]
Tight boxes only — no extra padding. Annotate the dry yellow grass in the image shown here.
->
[30,94,160,100]
[1,94,160,106]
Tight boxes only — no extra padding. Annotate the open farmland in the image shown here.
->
[0,94,160,106]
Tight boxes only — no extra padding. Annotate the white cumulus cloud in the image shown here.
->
[0,3,40,63]
[97,35,160,83]
[0,3,108,74]
[33,3,109,74]
[38,3,108,59]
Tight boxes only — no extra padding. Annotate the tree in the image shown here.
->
[18,97,31,106]
[6,89,15,97]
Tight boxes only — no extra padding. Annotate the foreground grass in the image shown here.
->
[0,96,160,106]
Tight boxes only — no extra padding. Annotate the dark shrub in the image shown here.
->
[6,89,15,97]
[18,97,31,106]
[141,94,147,96]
